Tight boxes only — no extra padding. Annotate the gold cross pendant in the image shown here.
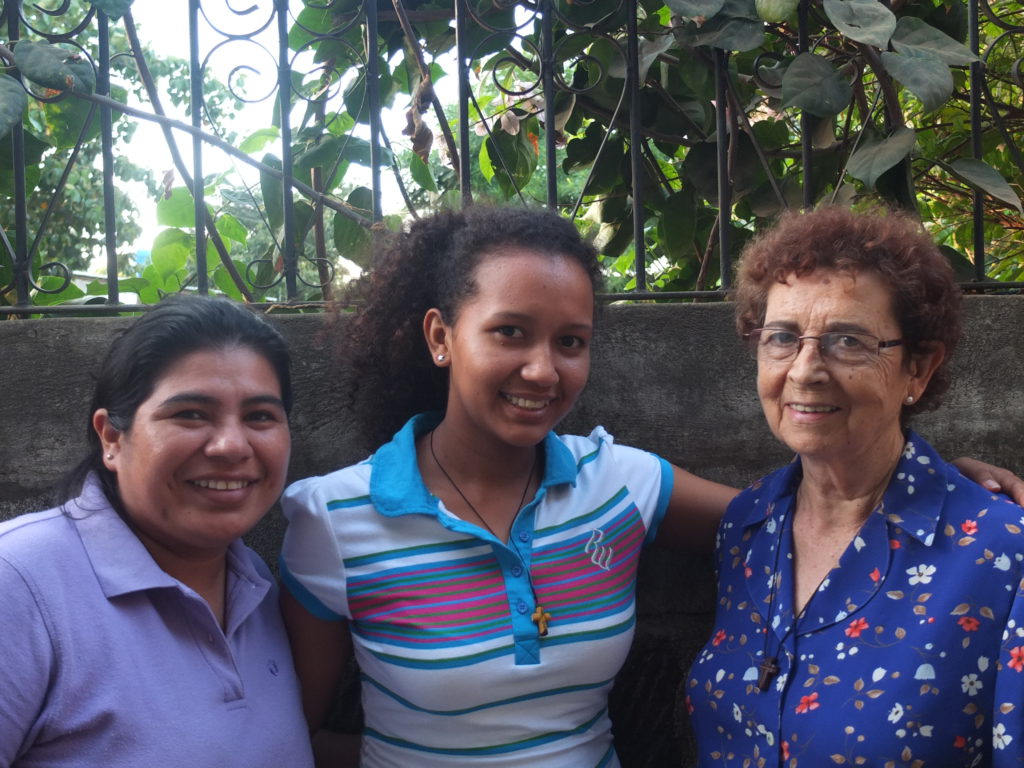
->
[531,605,551,636]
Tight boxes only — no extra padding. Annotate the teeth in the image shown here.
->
[790,404,837,413]
[192,479,249,490]
[505,394,548,410]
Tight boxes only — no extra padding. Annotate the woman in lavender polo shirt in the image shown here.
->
[0,297,312,768]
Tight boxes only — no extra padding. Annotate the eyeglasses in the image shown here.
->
[745,328,903,367]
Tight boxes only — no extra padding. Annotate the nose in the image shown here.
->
[786,337,829,384]
[521,343,559,387]
[205,419,254,461]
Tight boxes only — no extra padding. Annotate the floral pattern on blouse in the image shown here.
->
[686,431,1024,767]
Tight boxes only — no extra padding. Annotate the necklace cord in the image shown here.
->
[428,430,550,636]
[428,430,534,540]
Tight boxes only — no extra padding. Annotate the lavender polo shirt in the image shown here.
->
[0,478,313,768]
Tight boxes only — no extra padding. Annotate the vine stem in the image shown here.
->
[390,0,461,177]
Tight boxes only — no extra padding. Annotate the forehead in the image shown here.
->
[468,247,593,297]
[764,269,896,327]
[150,346,282,395]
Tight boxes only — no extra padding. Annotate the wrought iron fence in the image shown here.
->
[1,0,1022,317]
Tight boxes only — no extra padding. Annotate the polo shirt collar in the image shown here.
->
[370,413,577,517]
[71,475,267,600]
[739,429,946,546]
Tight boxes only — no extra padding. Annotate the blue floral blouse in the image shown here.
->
[686,431,1024,766]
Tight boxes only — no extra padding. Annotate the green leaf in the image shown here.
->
[609,35,674,82]
[260,154,283,233]
[658,190,697,255]
[939,244,975,282]
[880,49,952,113]
[89,0,134,20]
[781,53,852,116]
[0,129,47,196]
[150,228,193,282]
[14,42,96,95]
[40,83,124,149]
[216,213,247,245]
[408,152,437,192]
[483,123,539,199]
[240,128,280,154]
[673,0,764,51]
[332,187,372,268]
[890,16,977,66]
[822,0,896,48]
[213,260,246,301]
[846,126,917,189]
[947,159,1023,214]
[755,0,798,23]
[0,76,27,141]
[157,187,208,228]
[32,275,85,306]
[664,0,725,21]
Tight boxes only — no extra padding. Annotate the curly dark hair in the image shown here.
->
[733,206,962,416]
[344,205,602,446]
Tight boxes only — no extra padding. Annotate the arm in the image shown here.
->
[653,464,739,552]
[280,589,360,768]
[0,557,53,764]
[951,457,1024,506]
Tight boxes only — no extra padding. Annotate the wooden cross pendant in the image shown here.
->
[531,605,551,636]
[757,657,779,691]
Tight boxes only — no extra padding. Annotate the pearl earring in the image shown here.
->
[905,395,914,404]
[105,453,114,460]
[436,354,446,362]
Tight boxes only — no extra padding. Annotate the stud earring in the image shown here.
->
[905,395,914,404]
[436,354,446,362]
[105,453,114,460]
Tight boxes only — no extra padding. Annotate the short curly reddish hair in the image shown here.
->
[733,206,962,415]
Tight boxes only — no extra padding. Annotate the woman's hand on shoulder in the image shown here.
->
[952,457,1024,506]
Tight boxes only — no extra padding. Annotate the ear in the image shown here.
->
[907,342,945,403]
[423,308,451,368]
[92,409,123,472]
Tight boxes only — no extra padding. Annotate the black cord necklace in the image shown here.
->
[428,430,551,636]
[757,523,789,691]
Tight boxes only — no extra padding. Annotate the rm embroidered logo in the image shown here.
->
[585,529,614,570]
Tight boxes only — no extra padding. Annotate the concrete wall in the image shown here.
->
[2,297,1022,766]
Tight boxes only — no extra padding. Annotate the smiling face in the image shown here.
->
[95,346,291,566]
[426,247,595,452]
[757,269,941,467]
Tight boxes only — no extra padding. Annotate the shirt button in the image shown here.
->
[516,600,528,613]
[511,565,523,577]
[518,532,530,543]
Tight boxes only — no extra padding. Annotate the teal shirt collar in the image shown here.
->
[369,413,578,517]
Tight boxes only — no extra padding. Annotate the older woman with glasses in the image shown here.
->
[686,207,1024,766]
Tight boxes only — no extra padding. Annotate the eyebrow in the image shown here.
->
[490,311,593,332]
[762,320,874,334]
[158,393,286,409]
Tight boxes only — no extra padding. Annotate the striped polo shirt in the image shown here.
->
[280,413,672,767]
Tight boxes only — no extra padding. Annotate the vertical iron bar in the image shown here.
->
[542,0,556,209]
[714,48,731,290]
[9,0,29,306]
[277,0,297,298]
[627,0,645,290]
[188,0,208,293]
[798,0,812,209]
[455,0,472,204]
[366,0,382,220]
[98,11,119,304]
[969,0,984,281]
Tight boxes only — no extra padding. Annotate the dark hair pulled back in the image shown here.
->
[64,295,292,507]
[347,205,601,446]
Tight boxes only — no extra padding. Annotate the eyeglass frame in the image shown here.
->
[744,327,904,366]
